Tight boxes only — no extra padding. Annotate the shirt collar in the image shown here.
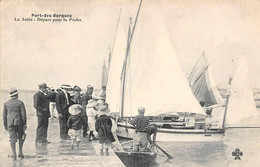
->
[39,90,47,96]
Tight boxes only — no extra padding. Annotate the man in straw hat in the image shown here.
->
[56,84,72,141]
[67,104,83,149]
[3,87,27,160]
[33,82,51,145]
[81,85,94,137]
[128,107,150,152]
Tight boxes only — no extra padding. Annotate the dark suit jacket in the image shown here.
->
[81,91,92,116]
[33,91,50,117]
[56,91,71,116]
[3,98,27,129]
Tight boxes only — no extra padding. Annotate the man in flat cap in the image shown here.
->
[3,88,27,160]
[56,84,72,141]
[128,107,150,152]
[81,85,94,138]
[33,83,51,145]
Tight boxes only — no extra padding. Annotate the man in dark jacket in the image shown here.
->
[33,83,51,145]
[81,85,94,137]
[56,84,72,141]
[3,88,27,160]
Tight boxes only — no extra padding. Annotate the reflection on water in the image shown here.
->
[35,144,48,156]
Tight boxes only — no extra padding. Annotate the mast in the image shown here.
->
[222,60,234,130]
[108,9,122,76]
[120,18,132,118]
[120,0,143,118]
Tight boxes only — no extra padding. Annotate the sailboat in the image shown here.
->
[223,56,259,128]
[106,1,259,142]
[188,51,224,109]
[104,1,224,142]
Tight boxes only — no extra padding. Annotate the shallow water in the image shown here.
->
[1,92,260,167]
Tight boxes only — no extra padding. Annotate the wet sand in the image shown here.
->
[0,118,124,167]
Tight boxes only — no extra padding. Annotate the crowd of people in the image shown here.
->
[3,83,156,160]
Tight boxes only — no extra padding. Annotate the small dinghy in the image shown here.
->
[115,148,157,167]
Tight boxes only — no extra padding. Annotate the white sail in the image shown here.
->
[188,52,224,107]
[106,24,127,113]
[225,56,258,127]
[122,3,204,117]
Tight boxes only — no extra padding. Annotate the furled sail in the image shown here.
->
[121,3,204,117]
[106,24,127,113]
[225,56,258,127]
[188,52,224,107]
[101,60,108,87]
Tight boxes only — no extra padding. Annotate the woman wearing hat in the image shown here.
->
[86,99,98,141]
[67,104,84,149]
[95,106,115,156]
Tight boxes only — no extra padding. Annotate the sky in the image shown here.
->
[1,0,260,90]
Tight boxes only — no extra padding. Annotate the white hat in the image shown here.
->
[69,104,82,115]
[60,84,72,89]
[86,99,97,108]
[97,106,109,115]
[138,107,145,113]
[9,87,18,97]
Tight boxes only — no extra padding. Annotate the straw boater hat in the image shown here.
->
[98,106,109,115]
[60,84,72,89]
[86,99,97,108]
[69,104,82,115]
[38,82,48,88]
[9,87,18,97]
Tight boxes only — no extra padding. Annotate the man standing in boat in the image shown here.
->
[128,107,150,152]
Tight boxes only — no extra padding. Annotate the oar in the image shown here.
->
[121,140,133,145]
[154,143,173,160]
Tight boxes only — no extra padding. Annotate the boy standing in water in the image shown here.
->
[67,104,83,149]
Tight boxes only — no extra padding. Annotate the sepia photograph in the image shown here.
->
[1,0,260,166]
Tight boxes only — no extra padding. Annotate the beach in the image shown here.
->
[1,91,260,167]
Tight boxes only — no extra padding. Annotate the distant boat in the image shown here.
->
[223,56,259,128]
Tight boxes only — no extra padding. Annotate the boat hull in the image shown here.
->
[115,150,157,167]
[117,122,225,142]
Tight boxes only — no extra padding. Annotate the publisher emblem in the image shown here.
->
[232,148,243,160]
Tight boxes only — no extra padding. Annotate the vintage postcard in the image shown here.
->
[1,0,260,166]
